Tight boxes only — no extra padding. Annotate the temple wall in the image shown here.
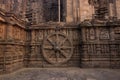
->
[0,0,120,75]
[66,0,93,22]
[81,26,120,68]
[0,14,26,74]
[79,0,93,21]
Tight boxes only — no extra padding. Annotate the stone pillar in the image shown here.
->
[32,30,35,43]
[58,0,61,22]
[79,0,93,21]
[73,0,77,22]
[79,0,81,21]
[73,0,80,22]
[0,23,6,40]
[115,0,120,19]
[91,5,95,19]
[113,0,117,18]
[7,24,13,41]
[66,0,74,22]
[109,2,114,18]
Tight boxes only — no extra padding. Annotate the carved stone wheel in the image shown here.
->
[42,32,73,65]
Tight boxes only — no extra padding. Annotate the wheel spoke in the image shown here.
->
[60,38,67,46]
[47,38,54,46]
[56,33,59,44]
[60,50,68,58]
[61,46,73,49]
[55,51,59,62]
[43,46,53,49]
[49,51,55,58]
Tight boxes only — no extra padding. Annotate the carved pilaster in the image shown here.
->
[0,23,6,41]
[109,2,114,18]
[32,30,35,43]
[7,24,13,41]
[66,0,74,22]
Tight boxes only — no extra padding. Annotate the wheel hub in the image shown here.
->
[54,46,60,51]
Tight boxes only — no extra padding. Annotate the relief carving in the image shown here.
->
[114,27,120,40]
[38,31,43,42]
[13,27,17,39]
[0,27,3,33]
[7,25,14,41]
[99,29,110,40]
[89,28,96,40]
[0,46,2,55]
[0,27,3,39]
[0,27,4,39]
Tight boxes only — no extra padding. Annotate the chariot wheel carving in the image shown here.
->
[42,32,73,65]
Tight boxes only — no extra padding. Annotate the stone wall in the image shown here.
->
[0,0,27,20]
[24,23,120,68]
[80,26,120,68]
[1,0,120,23]
[0,9,120,75]
[66,0,93,22]
[0,10,26,74]
[25,24,81,67]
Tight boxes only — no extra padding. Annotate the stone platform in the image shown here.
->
[0,68,120,80]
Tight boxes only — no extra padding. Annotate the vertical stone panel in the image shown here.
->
[0,45,4,72]
[0,23,6,40]
[7,24,13,41]
[66,0,74,22]
[5,45,14,72]
[79,0,93,21]
[81,26,120,68]
[116,0,120,19]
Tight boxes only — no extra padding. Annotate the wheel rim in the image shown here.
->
[42,32,73,65]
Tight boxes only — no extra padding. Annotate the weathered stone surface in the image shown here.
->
[116,0,120,19]
[0,0,120,75]
[0,68,120,80]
